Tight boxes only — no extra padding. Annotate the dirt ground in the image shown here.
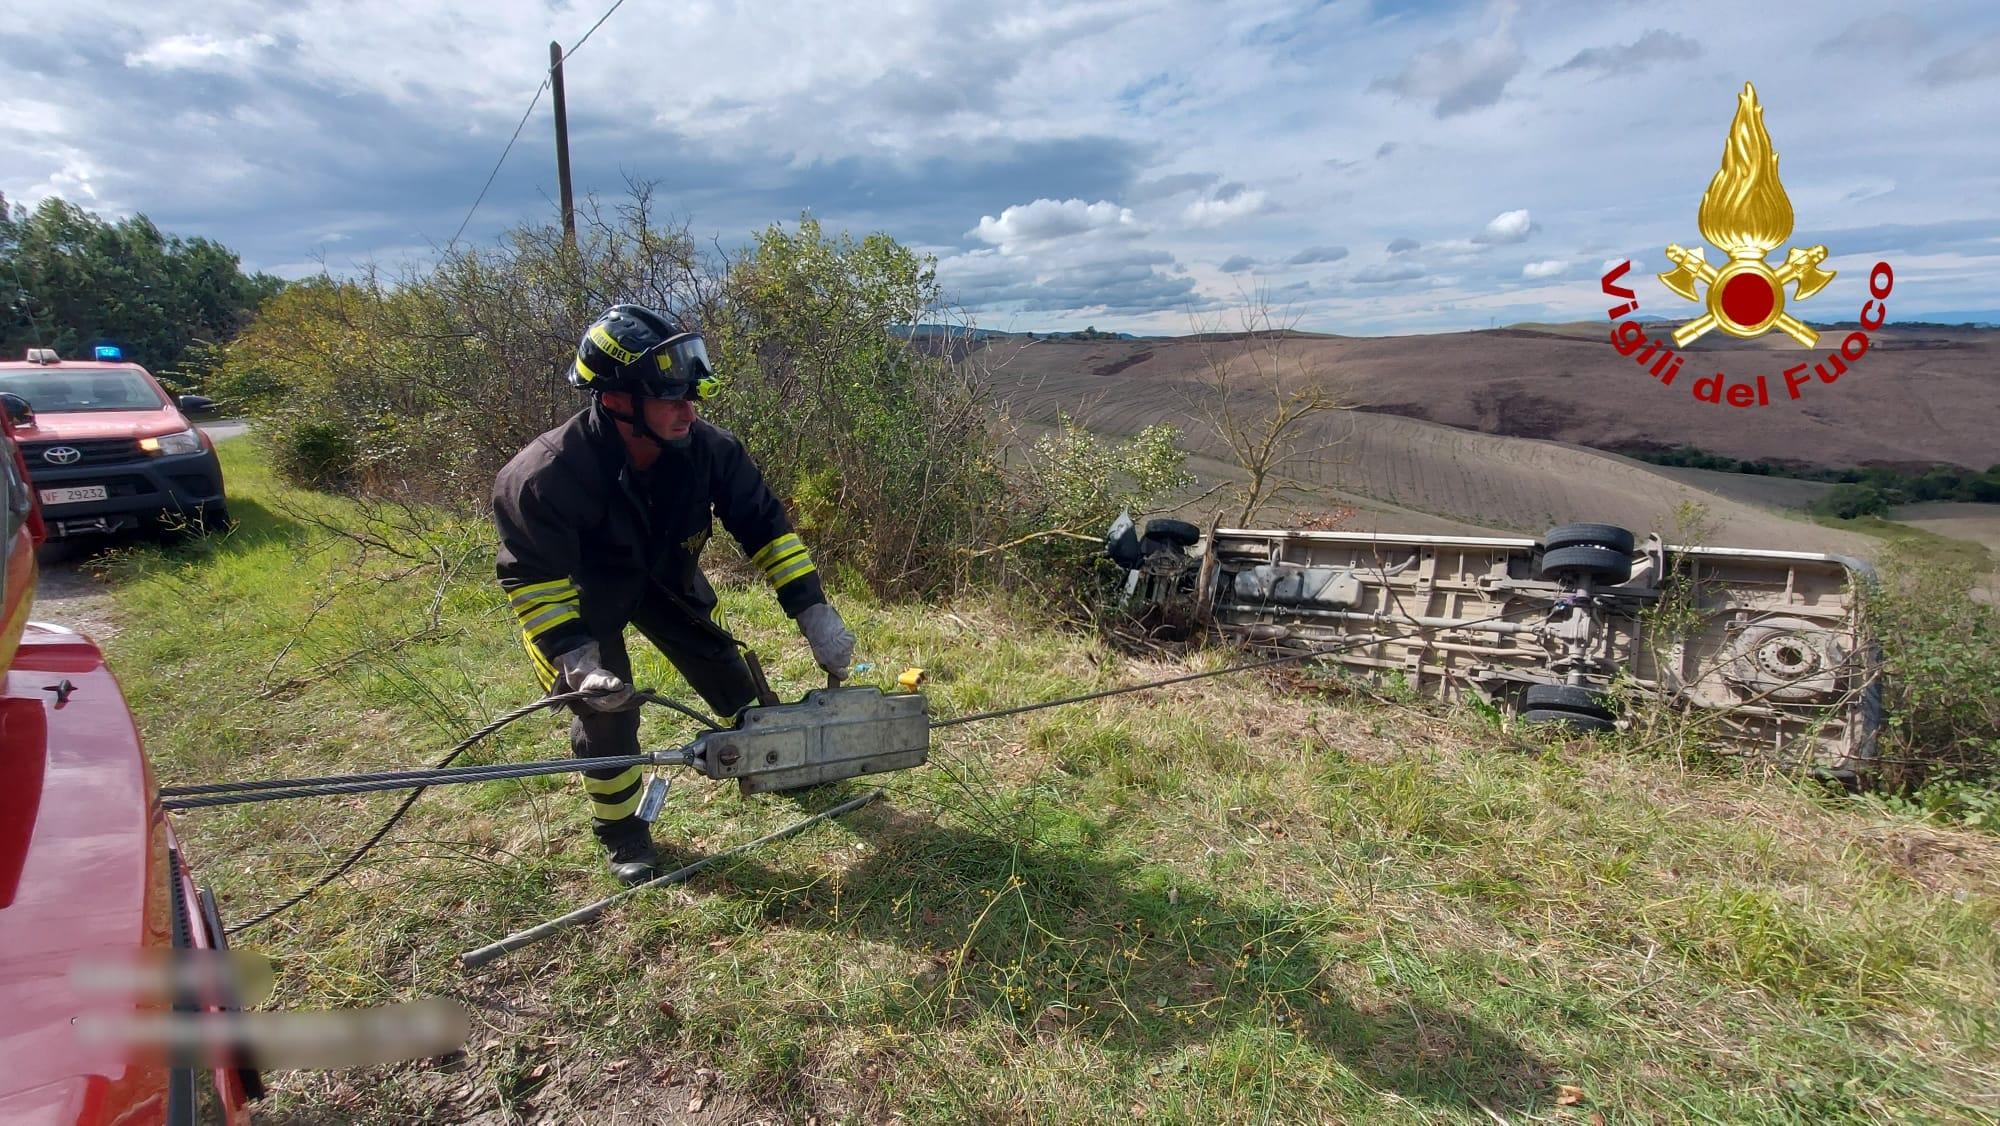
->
[972,325,1999,472]
[991,363,1879,554]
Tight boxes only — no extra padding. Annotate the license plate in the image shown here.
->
[39,485,108,505]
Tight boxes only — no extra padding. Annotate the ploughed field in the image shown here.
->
[1020,323,1996,472]
[978,334,1892,555]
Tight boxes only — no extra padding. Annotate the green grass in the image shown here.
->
[1814,511,1995,573]
[96,441,2000,1123]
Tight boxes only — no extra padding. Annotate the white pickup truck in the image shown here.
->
[1108,517,1880,780]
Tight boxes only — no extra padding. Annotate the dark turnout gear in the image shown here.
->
[492,401,829,841]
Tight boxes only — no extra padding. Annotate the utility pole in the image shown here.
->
[550,41,576,247]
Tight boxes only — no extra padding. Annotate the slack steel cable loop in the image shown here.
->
[206,610,1533,934]
[216,689,720,935]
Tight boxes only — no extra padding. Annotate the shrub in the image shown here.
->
[215,191,1187,600]
[1864,546,2000,782]
[1815,482,1895,519]
[270,418,360,490]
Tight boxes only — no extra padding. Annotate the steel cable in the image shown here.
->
[161,754,676,811]
[220,689,716,936]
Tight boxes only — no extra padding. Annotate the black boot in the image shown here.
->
[596,817,661,887]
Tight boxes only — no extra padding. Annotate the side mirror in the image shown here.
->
[0,393,32,426]
[177,394,216,414]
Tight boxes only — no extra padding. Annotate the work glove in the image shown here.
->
[554,641,633,712]
[797,602,857,683]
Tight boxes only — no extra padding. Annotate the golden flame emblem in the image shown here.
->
[1658,83,1835,346]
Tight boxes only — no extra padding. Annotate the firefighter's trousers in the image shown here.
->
[544,594,759,840]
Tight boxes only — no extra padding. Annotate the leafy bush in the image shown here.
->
[706,215,1000,594]
[215,191,1187,599]
[270,418,360,490]
[1864,546,2000,783]
[1815,482,1894,519]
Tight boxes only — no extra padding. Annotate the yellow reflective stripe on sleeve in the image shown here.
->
[512,590,576,621]
[509,580,581,630]
[588,323,639,365]
[749,533,805,572]
[521,604,581,639]
[768,555,817,589]
[521,636,559,692]
[508,578,572,607]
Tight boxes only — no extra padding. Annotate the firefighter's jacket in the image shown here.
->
[492,403,825,683]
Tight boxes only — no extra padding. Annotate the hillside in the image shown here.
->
[971,325,1999,473]
[986,351,1882,555]
[99,444,2000,1123]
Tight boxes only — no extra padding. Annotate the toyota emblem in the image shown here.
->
[44,446,81,465]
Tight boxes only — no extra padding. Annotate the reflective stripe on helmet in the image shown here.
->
[572,357,601,384]
[589,323,640,365]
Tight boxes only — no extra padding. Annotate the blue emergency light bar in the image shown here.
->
[94,345,122,361]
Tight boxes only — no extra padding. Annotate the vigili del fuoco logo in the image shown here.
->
[1600,82,1894,408]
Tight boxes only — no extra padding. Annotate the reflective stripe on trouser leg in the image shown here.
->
[584,765,645,822]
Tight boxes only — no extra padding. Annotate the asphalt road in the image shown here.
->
[32,418,251,638]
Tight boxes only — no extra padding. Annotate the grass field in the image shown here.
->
[95,443,2000,1123]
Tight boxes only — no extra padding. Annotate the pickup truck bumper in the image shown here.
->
[19,442,226,539]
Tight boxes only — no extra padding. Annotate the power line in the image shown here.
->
[564,0,631,60]
[446,77,550,250]
[444,0,636,250]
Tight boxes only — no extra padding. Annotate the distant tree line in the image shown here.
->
[0,194,285,378]
[1629,444,2000,512]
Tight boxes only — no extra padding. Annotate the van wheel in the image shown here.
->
[1522,709,1616,732]
[1145,518,1201,547]
[1522,683,1616,718]
[1542,522,1636,554]
[1538,544,1633,585]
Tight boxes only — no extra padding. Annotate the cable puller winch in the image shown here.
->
[162,636,1393,968]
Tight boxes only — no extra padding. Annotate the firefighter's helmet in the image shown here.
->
[568,305,720,400]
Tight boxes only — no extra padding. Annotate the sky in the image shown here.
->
[2,0,1997,335]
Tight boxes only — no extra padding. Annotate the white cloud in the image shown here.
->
[125,32,277,72]
[969,199,1143,252]
[1476,208,1534,244]
[1522,259,1566,279]
[1924,35,2000,85]
[1182,188,1269,228]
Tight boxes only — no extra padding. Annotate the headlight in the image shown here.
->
[140,428,204,456]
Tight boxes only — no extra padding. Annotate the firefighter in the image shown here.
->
[492,304,856,885]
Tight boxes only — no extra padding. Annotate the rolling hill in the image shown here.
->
[969,325,2000,556]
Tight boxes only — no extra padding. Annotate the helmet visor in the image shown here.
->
[633,333,715,400]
